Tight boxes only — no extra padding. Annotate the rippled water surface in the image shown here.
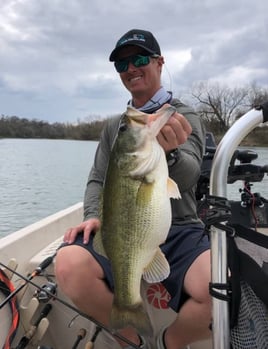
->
[0,139,267,237]
[0,139,98,236]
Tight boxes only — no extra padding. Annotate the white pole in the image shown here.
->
[209,107,265,349]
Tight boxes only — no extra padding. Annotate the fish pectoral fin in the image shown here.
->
[142,248,170,283]
[92,231,107,258]
[167,177,181,199]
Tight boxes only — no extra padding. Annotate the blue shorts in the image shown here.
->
[62,223,210,312]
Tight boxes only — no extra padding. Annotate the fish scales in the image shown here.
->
[93,105,181,335]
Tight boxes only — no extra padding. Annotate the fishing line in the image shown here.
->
[163,63,173,92]
[0,261,140,349]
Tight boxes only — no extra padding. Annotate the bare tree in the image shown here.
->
[191,81,249,130]
[246,82,268,108]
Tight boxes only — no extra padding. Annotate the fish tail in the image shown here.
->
[110,303,153,336]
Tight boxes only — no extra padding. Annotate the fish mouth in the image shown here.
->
[126,105,176,132]
[148,105,176,135]
[130,114,148,125]
[126,107,149,125]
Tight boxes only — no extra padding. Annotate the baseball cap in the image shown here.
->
[109,29,161,61]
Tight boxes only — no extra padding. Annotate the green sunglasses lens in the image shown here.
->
[114,61,128,73]
[114,55,151,73]
[133,55,150,67]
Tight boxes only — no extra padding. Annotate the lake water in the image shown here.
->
[0,139,98,237]
[0,139,268,238]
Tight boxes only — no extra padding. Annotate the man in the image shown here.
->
[55,29,211,349]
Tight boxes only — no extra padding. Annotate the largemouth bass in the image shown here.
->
[93,104,181,335]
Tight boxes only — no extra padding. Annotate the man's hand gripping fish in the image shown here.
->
[93,104,181,335]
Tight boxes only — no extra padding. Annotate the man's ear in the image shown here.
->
[158,56,165,65]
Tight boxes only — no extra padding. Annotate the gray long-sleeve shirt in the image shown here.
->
[84,99,206,225]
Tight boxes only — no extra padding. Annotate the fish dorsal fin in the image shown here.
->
[167,177,181,199]
[92,231,107,258]
[142,248,170,283]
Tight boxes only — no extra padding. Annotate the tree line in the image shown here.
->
[0,115,108,140]
[1,82,268,145]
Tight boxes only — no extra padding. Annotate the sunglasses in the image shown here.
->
[114,54,159,73]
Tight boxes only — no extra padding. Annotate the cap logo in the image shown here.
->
[118,33,146,46]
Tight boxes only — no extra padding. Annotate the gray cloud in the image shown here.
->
[0,0,267,122]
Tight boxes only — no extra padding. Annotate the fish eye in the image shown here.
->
[119,122,128,132]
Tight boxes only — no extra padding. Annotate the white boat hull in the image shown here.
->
[0,202,212,349]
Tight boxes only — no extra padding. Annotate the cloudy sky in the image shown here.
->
[1,0,267,123]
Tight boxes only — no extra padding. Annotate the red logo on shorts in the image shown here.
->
[146,283,171,309]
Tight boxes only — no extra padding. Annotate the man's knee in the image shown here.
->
[55,245,92,286]
[184,249,211,303]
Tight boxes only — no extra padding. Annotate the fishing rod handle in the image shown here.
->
[34,303,52,326]
[15,304,52,349]
[71,328,87,349]
[35,254,56,274]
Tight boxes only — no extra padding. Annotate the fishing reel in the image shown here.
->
[228,149,268,184]
[227,149,268,228]
[34,282,57,303]
[239,185,265,208]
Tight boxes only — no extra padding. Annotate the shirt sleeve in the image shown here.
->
[83,115,121,220]
[169,100,206,193]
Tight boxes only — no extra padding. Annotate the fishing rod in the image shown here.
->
[71,328,87,349]
[15,303,52,349]
[0,261,140,349]
[84,326,102,349]
[0,254,56,310]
